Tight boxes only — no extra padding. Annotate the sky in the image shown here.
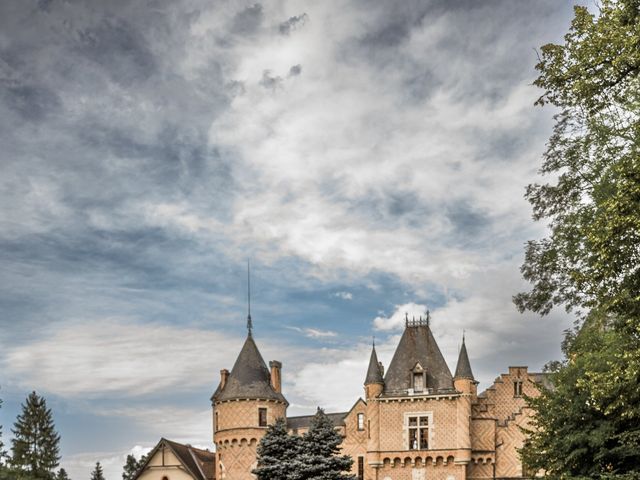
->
[0,0,584,479]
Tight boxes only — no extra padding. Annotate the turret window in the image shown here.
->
[258,408,267,426]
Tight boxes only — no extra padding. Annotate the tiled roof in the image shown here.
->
[136,438,216,480]
[364,345,384,385]
[287,412,347,431]
[454,339,474,380]
[383,322,455,395]
[212,334,287,404]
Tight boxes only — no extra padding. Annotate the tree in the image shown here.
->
[516,2,640,478]
[90,462,105,480]
[521,313,640,478]
[514,0,640,319]
[0,387,6,462]
[252,417,302,480]
[11,391,61,480]
[56,468,71,480]
[299,408,354,480]
[122,454,144,480]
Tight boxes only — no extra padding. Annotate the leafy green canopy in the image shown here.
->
[521,314,640,478]
[122,453,147,480]
[514,0,640,319]
[11,392,61,480]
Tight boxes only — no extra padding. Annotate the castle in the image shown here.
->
[135,314,547,480]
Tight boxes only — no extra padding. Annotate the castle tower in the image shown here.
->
[453,334,477,467]
[364,342,384,474]
[212,319,288,480]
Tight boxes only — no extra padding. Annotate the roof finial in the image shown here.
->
[426,309,430,327]
[247,260,252,336]
[372,335,375,348]
[462,328,465,342]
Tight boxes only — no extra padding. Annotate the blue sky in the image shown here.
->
[0,0,583,478]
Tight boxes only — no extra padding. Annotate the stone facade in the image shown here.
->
[212,320,546,480]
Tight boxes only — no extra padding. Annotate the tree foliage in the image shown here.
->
[11,392,61,480]
[521,313,640,478]
[90,462,105,480]
[517,2,640,478]
[299,409,354,480]
[514,0,640,319]
[122,453,148,480]
[253,418,302,480]
[253,409,354,480]
[55,468,71,480]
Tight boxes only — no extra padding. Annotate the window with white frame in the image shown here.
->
[406,413,431,450]
[357,413,364,431]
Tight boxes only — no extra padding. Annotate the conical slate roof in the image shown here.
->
[383,321,454,394]
[212,334,287,404]
[454,337,474,380]
[364,345,384,385]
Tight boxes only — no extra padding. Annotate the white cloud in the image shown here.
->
[286,325,337,338]
[333,291,353,300]
[2,319,244,397]
[373,302,429,331]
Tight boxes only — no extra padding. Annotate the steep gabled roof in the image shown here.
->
[383,322,454,395]
[364,345,384,385]
[212,334,287,404]
[134,438,215,480]
[454,338,474,380]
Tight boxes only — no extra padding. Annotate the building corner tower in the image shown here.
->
[211,318,288,480]
[364,342,384,478]
[453,334,476,469]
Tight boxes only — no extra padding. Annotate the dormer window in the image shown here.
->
[258,407,267,426]
[411,363,425,392]
[413,373,424,392]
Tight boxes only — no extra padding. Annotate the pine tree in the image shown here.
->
[11,391,61,479]
[299,408,354,480]
[56,468,70,480]
[122,454,141,480]
[0,387,6,462]
[252,417,302,480]
[90,462,105,480]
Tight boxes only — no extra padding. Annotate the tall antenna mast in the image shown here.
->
[247,260,253,336]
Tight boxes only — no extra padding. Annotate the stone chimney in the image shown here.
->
[220,369,229,390]
[269,360,282,393]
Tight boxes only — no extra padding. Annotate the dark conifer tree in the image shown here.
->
[11,391,61,479]
[253,417,302,480]
[299,408,354,480]
[90,462,105,480]
[56,468,71,480]
[122,454,140,480]
[0,388,6,461]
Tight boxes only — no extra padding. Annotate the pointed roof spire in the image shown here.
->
[364,341,384,385]
[454,333,474,380]
[247,260,252,337]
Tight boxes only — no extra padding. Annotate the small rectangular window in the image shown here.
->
[514,380,523,397]
[407,415,429,450]
[215,411,219,432]
[357,456,364,480]
[357,413,364,431]
[367,420,371,439]
[259,407,267,426]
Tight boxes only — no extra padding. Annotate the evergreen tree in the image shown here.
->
[122,453,147,480]
[90,462,105,480]
[252,417,302,480]
[0,387,6,462]
[299,408,354,480]
[11,391,61,480]
[56,468,70,480]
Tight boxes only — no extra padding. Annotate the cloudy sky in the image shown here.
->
[0,0,584,478]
